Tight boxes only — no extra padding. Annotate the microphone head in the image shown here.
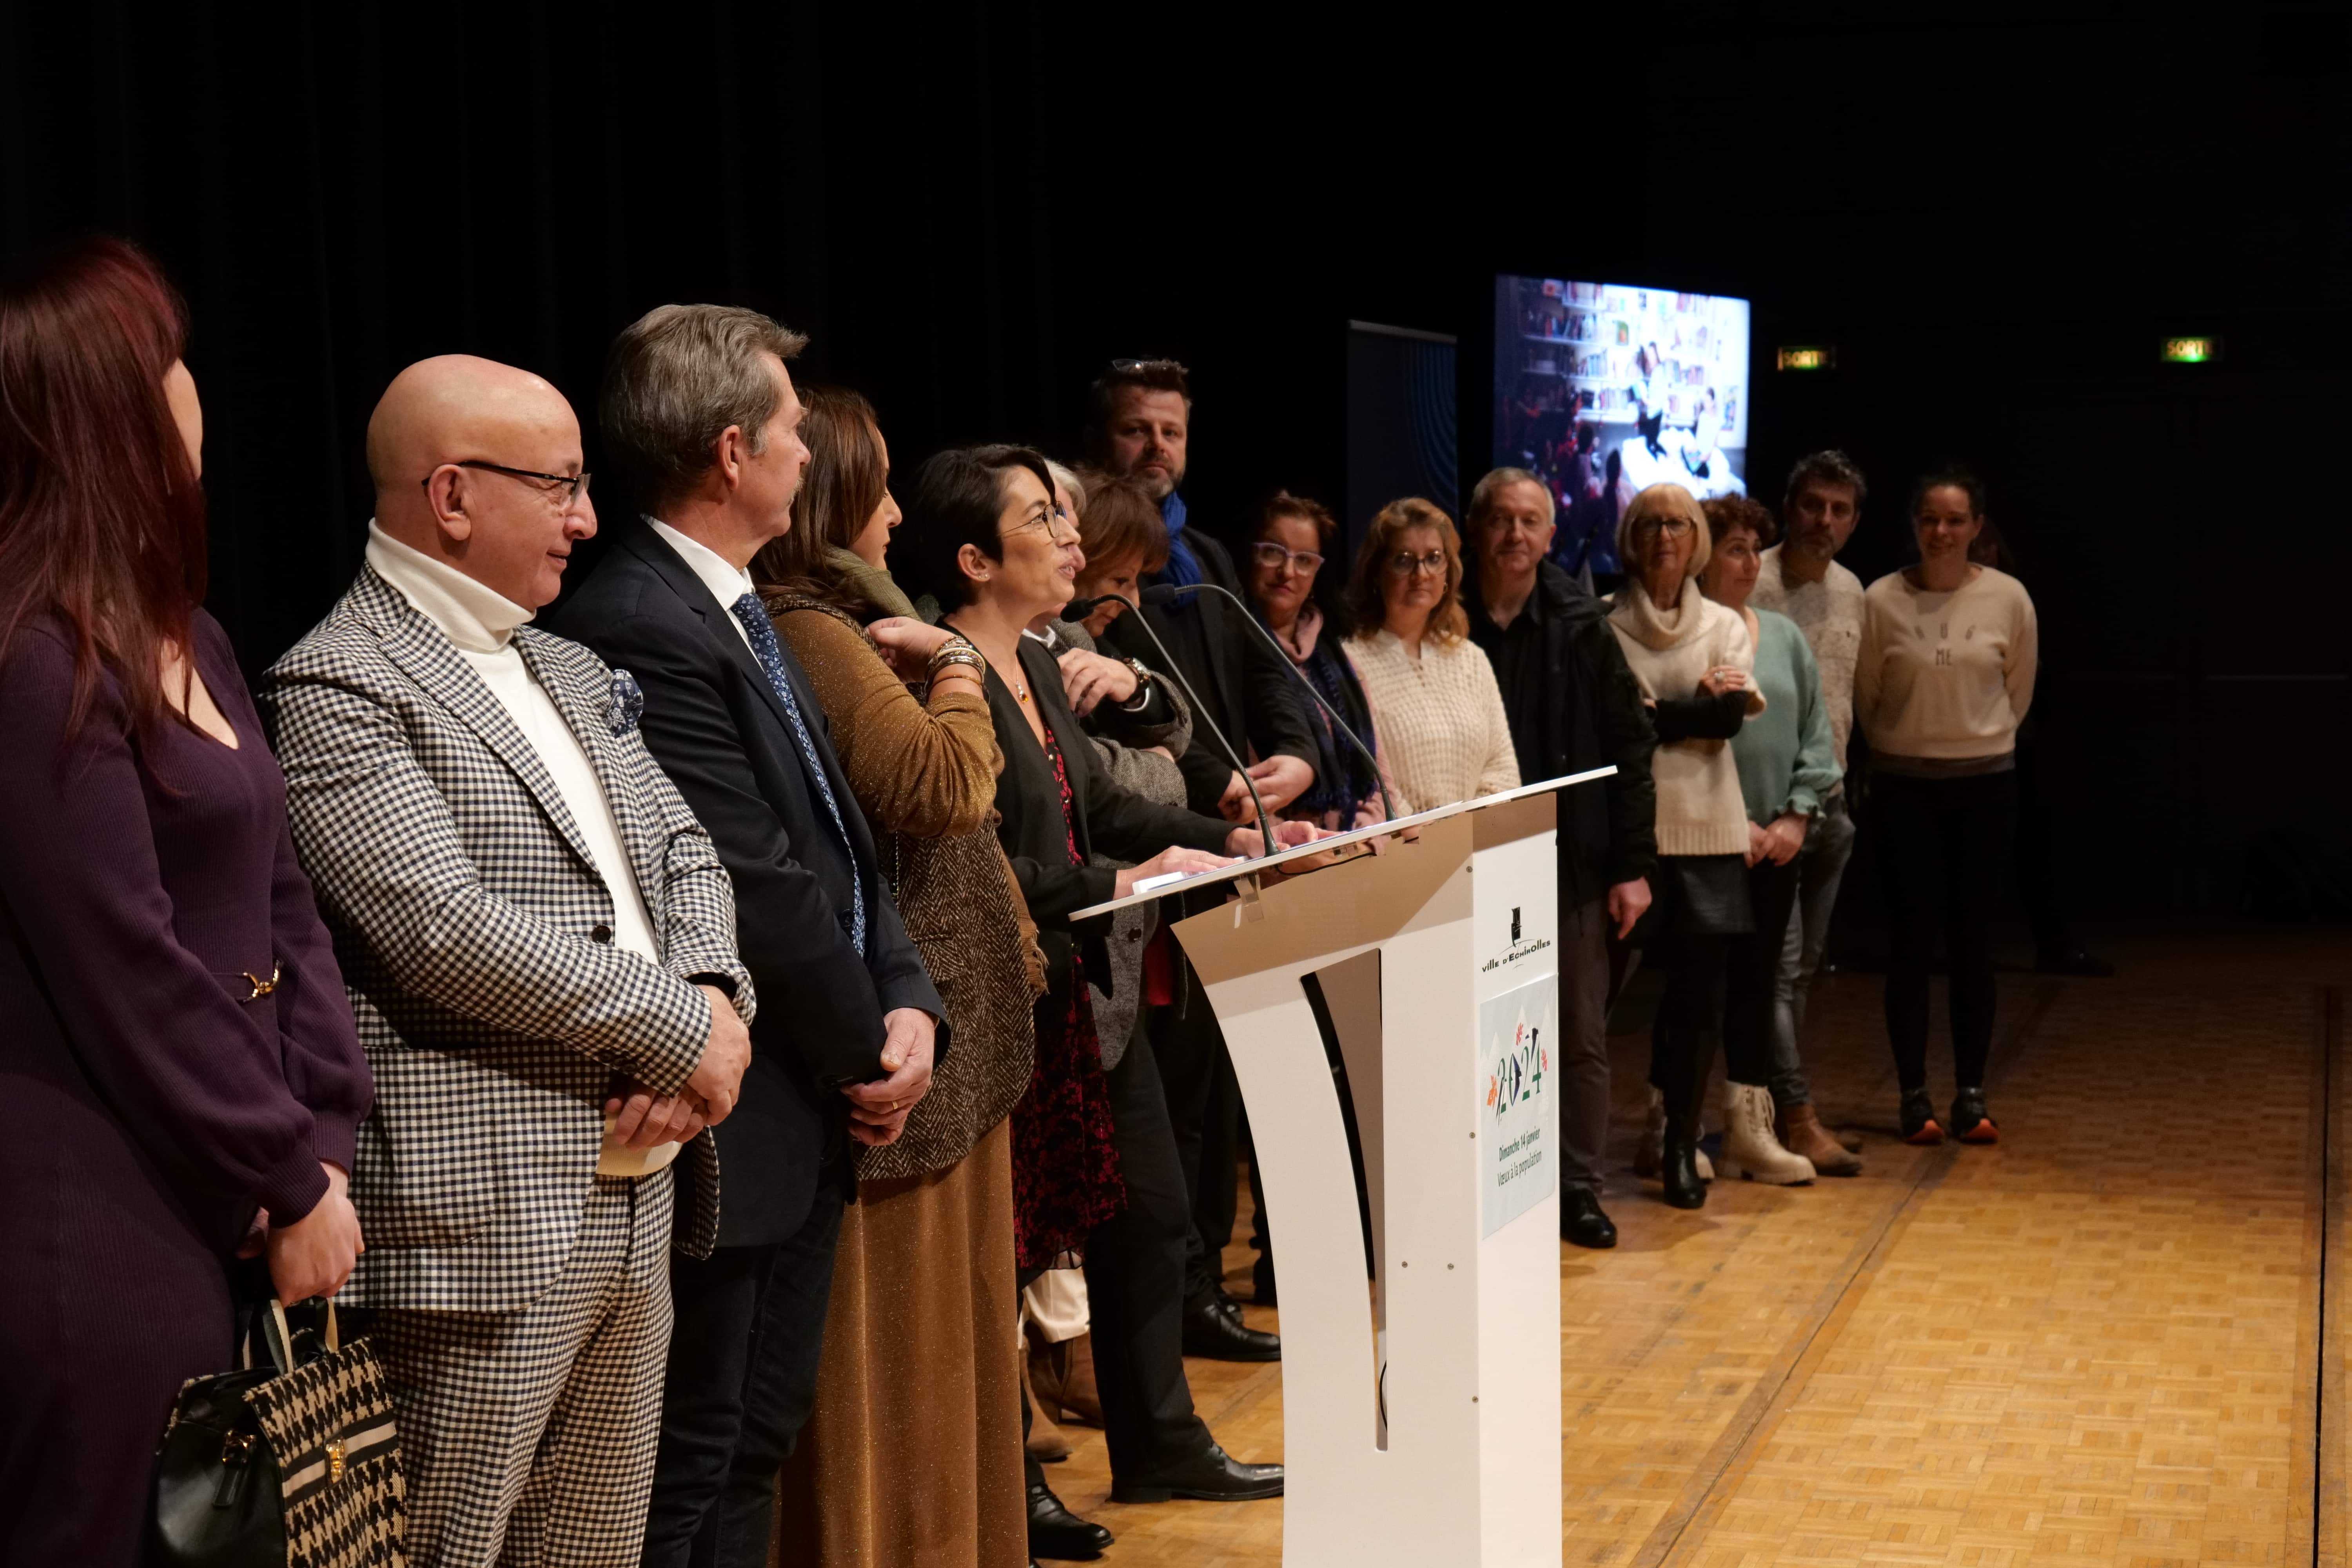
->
[1140,584,1184,606]
[1062,595,1104,619]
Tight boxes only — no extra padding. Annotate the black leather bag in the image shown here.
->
[152,1298,407,1567]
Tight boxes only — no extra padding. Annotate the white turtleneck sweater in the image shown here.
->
[365,522,677,1176]
[1606,577,1764,858]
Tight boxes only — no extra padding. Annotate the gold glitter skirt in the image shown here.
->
[771,1116,1026,1568]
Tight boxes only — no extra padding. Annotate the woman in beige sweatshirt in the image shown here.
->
[1607,483,1766,1209]
[1855,464,2037,1147]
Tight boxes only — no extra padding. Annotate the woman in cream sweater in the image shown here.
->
[1856,465,2037,1147]
[1607,483,1765,1209]
[1342,497,1519,816]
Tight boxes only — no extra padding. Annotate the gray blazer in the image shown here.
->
[261,566,754,1312]
[1041,619,1191,1068]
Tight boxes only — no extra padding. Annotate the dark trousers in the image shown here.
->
[1084,1023,1214,1481]
[642,1185,845,1568]
[1724,857,1804,1086]
[1557,898,1614,1194]
[1873,770,2016,1093]
[1648,935,1730,1135]
[1150,964,1247,1306]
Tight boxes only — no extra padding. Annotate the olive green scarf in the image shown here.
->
[824,546,920,622]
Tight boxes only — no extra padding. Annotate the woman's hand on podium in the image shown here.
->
[1114,846,1234,900]
[1223,818,1323,860]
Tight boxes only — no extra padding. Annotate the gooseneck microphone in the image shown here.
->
[1140,582,1397,826]
[1062,593,1277,861]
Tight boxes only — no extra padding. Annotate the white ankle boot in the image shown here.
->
[1717,1082,1814,1185]
[1640,1087,1713,1181]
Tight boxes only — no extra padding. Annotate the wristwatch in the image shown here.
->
[1119,657,1155,711]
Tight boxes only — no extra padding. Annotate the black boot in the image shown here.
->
[1658,1129,1706,1209]
[1561,1187,1619,1248]
[1027,1479,1112,1560]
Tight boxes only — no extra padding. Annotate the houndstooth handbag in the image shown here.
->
[153,1298,407,1567]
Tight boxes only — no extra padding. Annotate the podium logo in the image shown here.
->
[1481,910,1552,973]
[1485,1018,1548,1124]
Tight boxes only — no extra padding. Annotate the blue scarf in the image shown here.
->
[1158,491,1204,589]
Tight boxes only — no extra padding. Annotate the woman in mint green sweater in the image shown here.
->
[1699,497,1844,1182]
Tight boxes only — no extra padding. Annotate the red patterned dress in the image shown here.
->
[1007,722,1127,1269]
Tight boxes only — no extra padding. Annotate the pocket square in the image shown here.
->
[607,668,646,735]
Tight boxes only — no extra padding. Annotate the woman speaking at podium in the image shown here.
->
[892,443,1311,1535]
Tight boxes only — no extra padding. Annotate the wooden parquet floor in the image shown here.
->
[1042,925,2352,1567]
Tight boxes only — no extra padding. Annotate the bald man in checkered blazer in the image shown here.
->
[261,356,756,1566]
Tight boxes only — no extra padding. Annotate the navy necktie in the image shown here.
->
[729,594,866,959]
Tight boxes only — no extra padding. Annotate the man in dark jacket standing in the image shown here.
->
[1092,359,1316,1354]
[551,305,944,1566]
[1464,467,1658,1250]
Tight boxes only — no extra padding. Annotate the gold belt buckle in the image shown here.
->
[327,1436,346,1483]
[242,964,281,1002]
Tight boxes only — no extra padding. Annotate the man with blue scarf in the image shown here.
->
[1090,359,1318,1361]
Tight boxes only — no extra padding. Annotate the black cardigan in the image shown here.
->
[1466,560,1662,905]
[982,637,1234,991]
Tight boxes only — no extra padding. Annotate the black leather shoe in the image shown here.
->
[1182,1294,1281,1361]
[1659,1132,1706,1210]
[1561,1187,1618,1248]
[1110,1441,1285,1503]
[1027,1480,1112,1561]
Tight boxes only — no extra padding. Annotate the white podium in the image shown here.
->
[1075,771,1609,1567]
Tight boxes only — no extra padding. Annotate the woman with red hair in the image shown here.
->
[0,239,372,1564]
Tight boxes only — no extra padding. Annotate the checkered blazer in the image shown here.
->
[261,566,756,1313]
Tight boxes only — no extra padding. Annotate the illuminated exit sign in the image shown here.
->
[2161,336,2220,364]
[1776,345,1835,371]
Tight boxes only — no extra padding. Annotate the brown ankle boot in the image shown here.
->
[1777,1103,1863,1176]
[1029,1332,1105,1428]
[1020,1350,1072,1461]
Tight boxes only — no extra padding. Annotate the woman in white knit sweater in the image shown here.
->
[1856,464,2037,1147]
[1341,497,1519,816]
[1607,483,1766,1209]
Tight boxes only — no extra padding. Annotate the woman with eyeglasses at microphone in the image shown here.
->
[1016,462,1197,1460]
[891,443,1310,1522]
[1341,497,1521,817]
[1246,491,1397,830]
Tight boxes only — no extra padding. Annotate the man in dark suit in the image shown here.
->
[550,305,944,1568]
[1091,359,1315,1356]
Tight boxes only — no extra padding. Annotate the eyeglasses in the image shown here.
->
[1006,505,1082,543]
[1385,549,1449,579]
[1252,540,1325,575]
[429,460,593,508]
[1633,516,1693,541]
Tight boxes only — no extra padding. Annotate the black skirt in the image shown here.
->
[1632,853,1755,943]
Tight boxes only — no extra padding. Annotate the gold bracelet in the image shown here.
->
[927,645,988,684]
